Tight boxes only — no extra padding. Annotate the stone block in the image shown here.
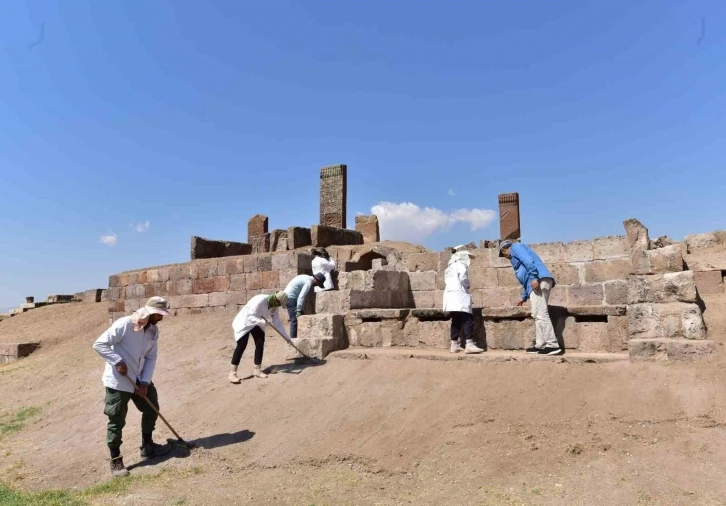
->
[315,290,351,314]
[593,235,629,260]
[297,314,345,341]
[292,252,313,271]
[627,272,697,304]
[576,321,610,352]
[167,279,193,296]
[270,229,288,252]
[694,271,724,295]
[251,234,271,254]
[472,287,518,307]
[607,315,629,352]
[248,214,269,242]
[242,255,259,273]
[408,271,437,291]
[402,318,450,348]
[125,284,146,299]
[311,225,362,248]
[190,236,252,260]
[548,263,581,285]
[628,302,707,340]
[530,242,565,263]
[685,231,726,252]
[262,270,280,289]
[109,300,125,313]
[208,291,229,307]
[338,271,366,291]
[412,291,435,308]
[567,284,604,305]
[403,252,439,272]
[107,287,122,301]
[649,245,684,274]
[604,280,628,305]
[623,218,649,251]
[246,272,263,290]
[285,337,339,360]
[496,268,519,287]
[498,192,521,240]
[145,282,167,298]
[109,274,122,288]
[629,338,715,362]
[146,268,169,283]
[564,241,594,262]
[169,265,192,282]
[320,164,348,229]
[0,342,41,362]
[271,252,292,271]
[192,276,230,294]
[554,316,579,349]
[178,294,209,308]
[287,227,312,249]
[222,259,244,276]
[367,270,409,291]
[258,256,272,272]
[129,271,147,285]
[583,258,630,282]
[372,259,387,270]
[227,290,249,306]
[191,260,219,279]
[278,269,298,289]
[547,287,567,306]
[346,319,404,347]
[123,299,143,312]
[355,215,380,244]
[229,274,247,292]
[484,319,534,349]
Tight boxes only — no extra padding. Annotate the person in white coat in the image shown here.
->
[443,246,484,354]
[312,248,336,292]
[229,291,291,383]
[92,296,172,478]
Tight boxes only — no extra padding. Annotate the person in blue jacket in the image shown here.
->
[498,240,562,355]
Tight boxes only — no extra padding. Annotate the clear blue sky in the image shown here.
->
[1,0,724,308]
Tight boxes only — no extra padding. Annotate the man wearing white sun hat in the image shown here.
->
[93,296,172,478]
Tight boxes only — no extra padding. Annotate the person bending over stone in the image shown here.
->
[443,246,484,354]
[312,248,336,292]
[283,273,326,338]
[498,240,561,355]
[229,291,291,383]
[93,296,172,478]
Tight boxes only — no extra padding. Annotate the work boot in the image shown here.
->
[140,440,171,459]
[450,341,465,353]
[465,340,484,354]
[253,365,268,378]
[110,456,129,478]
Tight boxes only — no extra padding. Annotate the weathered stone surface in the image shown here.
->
[694,270,724,295]
[529,242,565,263]
[484,319,534,349]
[472,287,519,307]
[0,342,41,363]
[496,268,520,287]
[285,337,339,360]
[567,284,604,306]
[192,260,220,279]
[287,227,312,249]
[178,294,209,308]
[548,263,581,285]
[243,256,259,273]
[403,252,439,272]
[355,215,380,244]
[467,256,497,288]
[628,302,707,340]
[311,225,363,248]
[575,321,610,352]
[411,291,435,308]
[583,258,630,282]
[258,256,273,271]
[46,294,74,303]
[261,270,280,289]
[345,312,406,347]
[554,316,578,349]
[125,284,146,299]
[627,271,697,304]
[685,249,726,272]
[630,245,684,275]
[190,236,251,260]
[247,214,269,242]
[365,270,410,291]
[320,164,347,229]
[623,218,649,251]
[251,234,271,254]
[650,235,674,249]
[192,276,230,294]
[297,314,345,342]
[629,338,715,362]
[371,259,387,270]
[685,231,726,252]
[315,290,352,314]
[408,271,436,291]
[593,235,629,260]
[229,274,247,292]
[564,241,594,263]
[402,318,451,348]
[169,265,191,282]
[208,291,229,307]
[498,192,521,240]
[167,279,193,296]
[271,252,293,271]
[270,229,288,252]
[565,305,626,316]
[607,315,629,352]
[604,280,628,305]
[146,268,170,283]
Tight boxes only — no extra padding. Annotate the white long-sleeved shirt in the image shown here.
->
[232,294,290,341]
[284,275,315,313]
[312,256,336,292]
[93,316,158,393]
[442,261,472,314]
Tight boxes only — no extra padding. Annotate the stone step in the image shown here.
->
[284,313,345,359]
[330,347,629,364]
[285,337,338,360]
[0,342,41,363]
[629,338,717,361]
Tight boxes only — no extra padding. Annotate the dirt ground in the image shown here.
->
[1,303,726,505]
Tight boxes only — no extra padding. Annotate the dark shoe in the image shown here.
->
[110,456,130,478]
[525,347,542,354]
[538,347,563,356]
[140,441,171,459]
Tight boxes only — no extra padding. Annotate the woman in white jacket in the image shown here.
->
[312,248,336,292]
[229,291,291,383]
[443,247,484,354]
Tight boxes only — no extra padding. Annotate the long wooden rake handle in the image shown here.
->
[122,373,186,442]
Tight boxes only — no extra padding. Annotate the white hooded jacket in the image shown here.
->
[233,294,290,341]
[442,252,473,314]
[312,256,336,292]
[93,316,159,393]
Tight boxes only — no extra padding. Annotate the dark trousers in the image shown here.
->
[104,384,159,450]
[450,311,473,342]
[287,300,299,339]
[232,326,265,366]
